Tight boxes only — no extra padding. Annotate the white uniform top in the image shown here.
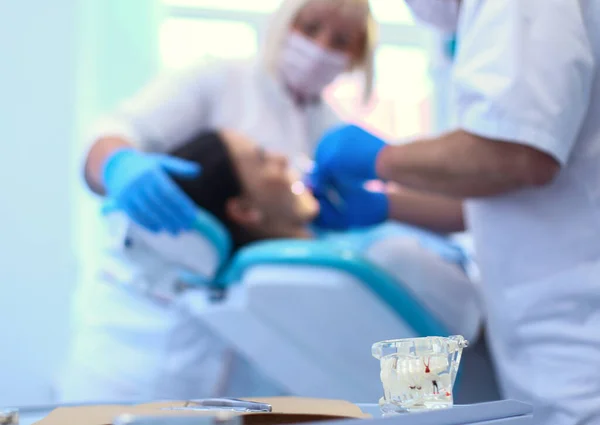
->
[90,57,340,160]
[452,1,600,422]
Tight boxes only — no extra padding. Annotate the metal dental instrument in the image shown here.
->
[162,399,272,413]
[294,155,346,214]
[115,414,241,425]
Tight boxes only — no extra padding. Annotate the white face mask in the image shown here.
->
[404,0,461,33]
[279,32,350,99]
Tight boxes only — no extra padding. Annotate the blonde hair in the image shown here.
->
[262,0,378,105]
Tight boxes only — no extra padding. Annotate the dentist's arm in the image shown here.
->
[85,137,134,195]
[386,183,465,233]
[313,181,464,234]
[379,0,592,198]
[375,131,559,198]
[85,137,201,235]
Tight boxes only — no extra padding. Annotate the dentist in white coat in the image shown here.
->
[58,0,377,402]
[312,1,600,424]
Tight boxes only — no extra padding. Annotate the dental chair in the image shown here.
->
[119,207,499,404]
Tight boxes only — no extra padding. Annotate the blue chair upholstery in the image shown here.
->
[221,238,451,338]
[191,207,232,267]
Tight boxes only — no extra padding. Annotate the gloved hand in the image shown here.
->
[312,124,387,189]
[311,182,389,231]
[102,148,201,235]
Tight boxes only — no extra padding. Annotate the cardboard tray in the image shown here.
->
[34,397,371,425]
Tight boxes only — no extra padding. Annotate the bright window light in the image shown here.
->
[325,44,432,140]
[159,18,258,70]
[369,0,416,25]
[162,0,416,24]
[162,0,280,13]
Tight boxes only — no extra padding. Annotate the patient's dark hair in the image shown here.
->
[169,131,255,252]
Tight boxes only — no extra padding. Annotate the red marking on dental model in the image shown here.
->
[424,357,431,373]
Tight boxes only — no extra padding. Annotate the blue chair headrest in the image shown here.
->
[192,206,232,266]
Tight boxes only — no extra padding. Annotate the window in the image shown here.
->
[160,18,258,71]
[369,0,416,25]
[324,44,432,141]
[163,0,417,24]
[162,0,280,13]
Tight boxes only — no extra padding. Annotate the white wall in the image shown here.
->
[0,0,161,406]
[0,0,79,406]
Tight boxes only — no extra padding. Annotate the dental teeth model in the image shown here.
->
[373,336,468,413]
[380,354,453,409]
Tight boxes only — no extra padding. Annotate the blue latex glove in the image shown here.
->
[313,124,387,189]
[312,183,389,231]
[102,148,201,234]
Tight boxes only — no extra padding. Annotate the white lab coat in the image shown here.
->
[87,58,340,159]
[57,58,341,403]
[449,1,600,423]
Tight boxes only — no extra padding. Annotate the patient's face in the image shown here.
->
[223,131,320,235]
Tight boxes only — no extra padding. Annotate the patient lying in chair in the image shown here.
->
[169,130,482,339]
[170,129,319,250]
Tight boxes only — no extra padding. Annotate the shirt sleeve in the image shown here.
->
[87,59,229,153]
[452,0,595,165]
